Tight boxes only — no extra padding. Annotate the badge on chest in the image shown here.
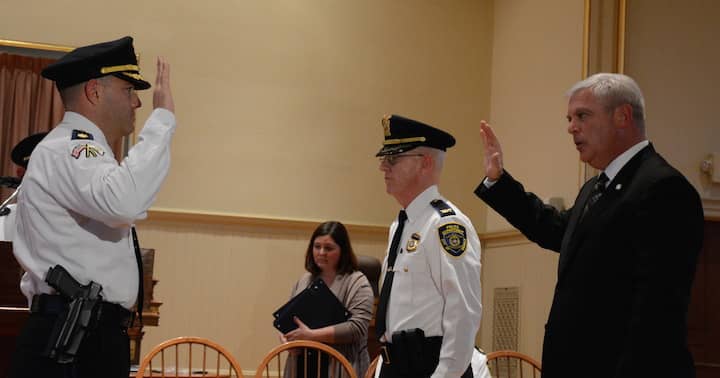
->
[406,233,421,252]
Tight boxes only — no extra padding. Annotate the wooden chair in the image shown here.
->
[254,340,357,378]
[135,336,244,378]
[486,350,541,378]
[363,354,380,378]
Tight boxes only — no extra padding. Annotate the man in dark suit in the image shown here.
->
[474,73,704,378]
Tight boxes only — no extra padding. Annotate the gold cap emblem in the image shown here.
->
[382,115,392,137]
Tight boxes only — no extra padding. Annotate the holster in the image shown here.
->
[381,328,442,376]
[39,265,104,364]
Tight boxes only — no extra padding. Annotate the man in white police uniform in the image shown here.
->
[9,36,176,378]
[375,115,482,378]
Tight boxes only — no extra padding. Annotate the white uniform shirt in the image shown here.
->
[12,109,175,309]
[0,204,17,241]
[381,185,482,378]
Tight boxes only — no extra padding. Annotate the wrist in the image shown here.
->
[488,170,502,181]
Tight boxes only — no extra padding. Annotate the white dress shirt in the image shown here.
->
[13,109,175,309]
[0,204,17,241]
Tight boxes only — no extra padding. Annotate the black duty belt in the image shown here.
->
[379,331,473,378]
[380,333,443,373]
[30,294,132,328]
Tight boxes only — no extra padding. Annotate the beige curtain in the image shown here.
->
[0,52,64,198]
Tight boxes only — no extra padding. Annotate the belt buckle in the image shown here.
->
[380,345,391,365]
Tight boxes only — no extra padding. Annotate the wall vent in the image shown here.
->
[493,286,520,378]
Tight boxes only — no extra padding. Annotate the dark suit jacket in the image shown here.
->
[475,144,704,378]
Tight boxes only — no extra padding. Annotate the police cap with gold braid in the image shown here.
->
[376,114,456,156]
[41,36,151,91]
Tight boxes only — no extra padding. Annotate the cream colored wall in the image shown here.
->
[478,0,584,363]
[2,0,492,226]
[624,0,720,199]
[480,237,558,355]
[2,0,494,372]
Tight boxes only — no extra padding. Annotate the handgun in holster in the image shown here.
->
[42,264,103,364]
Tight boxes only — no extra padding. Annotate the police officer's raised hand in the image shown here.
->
[153,57,174,113]
[480,120,503,180]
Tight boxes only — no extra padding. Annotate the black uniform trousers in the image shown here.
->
[8,296,131,378]
[379,361,473,378]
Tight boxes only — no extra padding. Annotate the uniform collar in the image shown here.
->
[60,111,110,147]
[603,140,649,183]
[404,185,440,223]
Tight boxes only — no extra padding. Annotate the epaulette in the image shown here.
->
[430,199,455,217]
[71,129,94,140]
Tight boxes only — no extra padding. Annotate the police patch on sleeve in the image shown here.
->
[71,129,94,140]
[438,223,467,257]
[71,143,105,159]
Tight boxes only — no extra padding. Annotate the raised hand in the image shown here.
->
[152,57,174,112]
[480,120,503,180]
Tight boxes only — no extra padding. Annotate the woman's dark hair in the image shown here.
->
[305,221,358,275]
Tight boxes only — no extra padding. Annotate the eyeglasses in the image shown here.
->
[378,154,424,166]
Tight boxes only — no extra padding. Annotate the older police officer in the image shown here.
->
[9,36,176,378]
[375,115,482,378]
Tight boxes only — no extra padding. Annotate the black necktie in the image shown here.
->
[131,227,144,325]
[581,173,609,219]
[375,210,407,339]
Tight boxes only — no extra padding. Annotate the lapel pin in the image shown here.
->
[615,183,622,190]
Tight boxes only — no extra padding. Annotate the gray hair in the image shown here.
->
[416,146,446,173]
[567,73,646,132]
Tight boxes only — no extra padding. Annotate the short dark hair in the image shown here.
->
[305,221,358,275]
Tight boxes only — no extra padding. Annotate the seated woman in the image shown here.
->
[281,221,374,378]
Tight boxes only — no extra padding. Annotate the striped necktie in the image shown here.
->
[581,173,609,219]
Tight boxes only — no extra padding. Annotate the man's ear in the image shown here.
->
[614,104,633,127]
[421,153,434,171]
[84,79,101,105]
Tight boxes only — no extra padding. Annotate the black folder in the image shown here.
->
[273,278,351,334]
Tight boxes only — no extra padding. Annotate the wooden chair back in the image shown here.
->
[362,354,380,378]
[486,350,541,378]
[135,336,244,378]
[254,340,357,378]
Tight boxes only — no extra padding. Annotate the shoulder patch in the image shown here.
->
[71,143,105,159]
[430,199,456,217]
[438,223,467,257]
[71,130,94,140]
